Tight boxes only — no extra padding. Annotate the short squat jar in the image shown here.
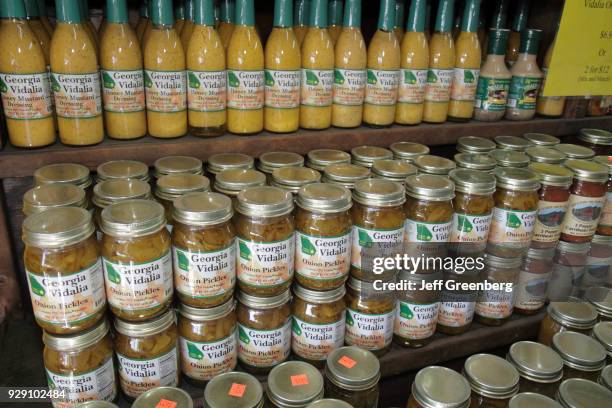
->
[474,254,521,326]
[513,247,555,315]
[266,361,324,408]
[203,372,264,408]
[556,378,612,408]
[407,366,472,408]
[155,174,210,229]
[538,301,599,346]
[506,341,564,398]
[552,331,607,382]
[463,354,520,408]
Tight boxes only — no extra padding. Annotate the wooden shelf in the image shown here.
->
[0,116,610,179]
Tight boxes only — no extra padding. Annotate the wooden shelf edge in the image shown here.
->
[0,117,610,179]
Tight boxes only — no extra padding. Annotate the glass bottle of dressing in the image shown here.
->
[327,0,342,46]
[218,0,234,49]
[179,0,195,50]
[536,36,565,117]
[300,0,334,130]
[293,0,310,48]
[24,0,52,68]
[264,0,301,133]
[506,28,542,121]
[79,0,99,51]
[37,0,53,36]
[422,0,455,123]
[136,0,149,42]
[505,0,529,67]
[174,0,185,34]
[186,0,226,137]
[140,1,153,50]
[100,0,147,140]
[447,0,481,121]
[363,0,400,127]
[226,0,264,135]
[144,0,187,138]
[473,28,511,121]
[394,0,405,41]
[395,0,428,125]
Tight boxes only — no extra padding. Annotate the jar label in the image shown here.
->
[475,289,515,319]
[333,68,366,106]
[507,76,541,110]
[488,207,537,246]
[51,72,102,118]
[295,231,351,281]
[47,357,117,408]
[144,70,187,112]
[227,70,264,110]
[344,308,394,350]
[561,194,606,237]
[300,69,333,107]
[404,219,452,242]
[179,331,237,381]
[450,68,480,101]
[236,236,295,288]
[237,320,291,367]
[513,270,551,311]
[100,69,146,113]
[0,72,53,119]
[449,213,492,243]
[264,69,301,108]
[291,316,345,361]
[598,191,612,227]
[474,76,510,111]
[398,68,427,104]
[438,292,476,328]
[187,70,227,112]
[532,200,569,243]
[117,347,179,398]
[394,301,440,340]
[423,68,453,102]
[102,251,173,312]
[350,226,404,270]
[26,259,106,326]
[364,69,399,106]
[173,242,236,299]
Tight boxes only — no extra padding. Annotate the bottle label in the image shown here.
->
[100,69,146,113]
[300,69,333,107]
[295,231,351,281]
[394,301,440,340]
[507,76,541,110]
[475,289,515,319]
[561,194,606,237]
[117,348,179,398]
[27,260,106,326]
[437,299,475,327]
[291,316,345,361]
[333,68,366,106]
[144,70,187,112]
[51,72,102,118]
[488,207,537,246]
[364,69,399,106]
[450,68,480,101]
[474,76,511,111]
[173,243,236,300]
[179,331,238,381]
[424,68,453,102]
[350,226,404,270]
[404,219,452,243]
[102,251,173,312]
[236,236,294,289]
[598,192,612,227]
[449,213,492,243]
[237,320,291,367]
[264,69,301,109]
[513,270,551,311]
[532,200,569,243]
[345,308,394,350]
[0,72,53,119]
[226,69,264,110]
[398,68,427,104]
[187,70,227,112]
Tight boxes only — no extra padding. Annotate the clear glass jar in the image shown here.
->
[266,361,324,407]
[525,147,567,164]
[271,167,322,196]
[350,145,393,168]
[389,141,430,162]
[550,241,591,300]
[593,155,612,236]
[22,183,87,216]
[456,136,496,155]
[23,207,106,334]
[407,366,472,408]
[306,149,351,172]
[155,174,210,228]
[114,310,180,400]
[257,151,305,182]
[153,155,204,178]
[552,331,607,382]
[437,269,480,335]
[34,163,93,204]
[556,378,612,408]
[538,301,599,346]
[463,354,520,408]
[492,149,530,168]
[100,199,173,321]
[322,164,371,190]
[234,186,295,297]
[206,153,255,181]
[132,387,194,408]
[371,159,418,183]
[475,254,521,326]
[513,247,555,315]
[413,155,456,176]
[523,133,560,147]
[93,179,152,232]
[507,341,564,399]
[577,129,612,156]
[213,169,266,202]
[453,153,497,174]
[203,372,264,408]
[592,322,612,364]
[96,160,150,183]
[495,135,532,152]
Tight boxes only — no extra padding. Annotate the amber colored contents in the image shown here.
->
[560,178,607,243]
[324,376,379,408]
[394,278,440,348]
[449,191,494,255]
[517,377,560,399]
[468,391,511,408]
[537,312,594,347]
[513,253,554,315]
[596,173,612,236]
[474,261,520,327]
[531,183,571,249]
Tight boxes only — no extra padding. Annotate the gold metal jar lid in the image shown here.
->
[214,169,266,196]
[93,179,151,209]
[179,298,235,322]
[463,354,520,399]
[322,164,370,189]
[353,178,406,207]
[414,155,457,175]
[528,163,574,187]
[593,155,612,174]
[389,141,430,161]
[600,365,612,391]
[100,199,166,238]
[207,153,254,175]
[526,147,567,164]
[585,287,612,318]
[578,128,612,146]
[523,133,561,147]
[495,135,533,151]
[411,366,471,408]
[492,149,530,168]
[305,399,353,408]
[23,183,87,216]
[548,301,598,330]
[43,319,109,351]
[457,136,496,154]
[325,346,380,391]
[557,378,612,408]
[484,253,522,269]
[371,159,418,181]
[114,308,175,337]
[296,183,352,213]
[453,153,497,172]
[449,169,496,195]
[237,288,291,310]
[153,155,203,178]
[204,371,263,408]
[155,174,211,201]
[564,159,608,183]
[34,163,92,189]
[22,207,94,248]
[266,361,324,408]
[236,186,294,217]
[75,401,119,408]
[133,387,193,408]
[271,167,321,194]
[552,331,607,371]
[509,393,561,408]
[554,144,595,160]
[593,322,612,354]
[405,174,455,201]
[96,160,150,182]
[494,167,540,191]
[350,145,393,167]
[257,151,305,174]
[293,283,346,304]
[306,149,351,171]
[507,341,564,383]
[173,192,233,226]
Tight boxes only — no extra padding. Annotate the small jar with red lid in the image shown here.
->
[594,155,612,236]
[513,247,555,315]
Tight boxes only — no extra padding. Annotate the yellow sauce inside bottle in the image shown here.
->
[37,0,54,36]
[422,31,454,122]
[218,0,234,49]
[80,0,99,53]
[396,31,428,125]
[448,31,480,120]
[536,38,565,117]
[179,0,195,51]
[293,0,309,48]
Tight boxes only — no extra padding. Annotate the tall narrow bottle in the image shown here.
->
[79,0,99,50]
[395,0,428,125]
[394,0,405,41]
[144,0,187,137]
[300,0,334,130]
[505,0,529,67]
[422,0,454,123]
[136,0,149,42]
[363,0,400,127]
[264,0,301,133]
[218,0,234,49]
[505,28,542,121]
[481,0,508,59]
[174,0,186,33]
[331,0,366,128]
[0,0,55,147]
[227,0,265,134]
[187,0,226,136]
[180,0,195,50]
[294,0,310,47]
[327,0,342,46]
[536,36,565,117]
[141,0,153,49]
[37,0,53,35]
[448,0,481,121]
[100,0,146,139]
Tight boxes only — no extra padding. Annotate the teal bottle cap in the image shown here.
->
[342,0,360,28]
[328,0,342,25]
[490,0,508,30]
[295,0,310,26]
[140,0,149,18]
[406,0,426,32]
[274,0,293,27]
[37,0,47,16]
[309,0,327,28]
[106,0,129,24]
[1,0,28,18]
[377,0,395,32]
[460,0,480,33]
[220,0,234,23]
[235,0,255,26]
[23,0,40,17]
[55,0,82,22]
[487,28,510,55]
[151,0,174,25]
[184,0,194,20]
[434,0,454,33]
[511,0,530,32]
[175,0,185,19]
[194,0,214,26]
[520,28,541,55]
[79,0,89,19]
[394,0,404,29]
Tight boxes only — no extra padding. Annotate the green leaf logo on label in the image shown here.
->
[400,303,414,319]
[345,310,354,326]
[177,251,190,271]
[265,70,275,86]
[427,70,438,83]
[106,262,122,284]
[404,70,417,84]
[102,71,115,89]
[456,215,473,233]
[188,72,200,89]
[464,70,475,84]
[46,373,55,389]
[51,74,61,92]
[506,213,522,229]
[358,229,373,248]
[305,70,319,86]
[416,224,433,241]
[0,77,7,93]
[334,69,345,84]
[367,70,377,84]
[187,342,204,360]
[291,317,302,335]
[228,71,240,87]
[238,326,250,344]
[144,71,153,88]
[239,241,252,261]
[300,236,317,256]
[29,275,45,297]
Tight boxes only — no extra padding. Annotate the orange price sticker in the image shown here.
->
[290,374,309,386]
[338,355,357,368]
[155,400,177,408]
[228,383,246,398]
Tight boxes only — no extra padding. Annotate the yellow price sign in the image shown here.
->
[544,0,612,97]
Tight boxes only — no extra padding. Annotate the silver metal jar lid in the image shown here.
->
[495,135,532,151]
[593,322,612,353]
[352,178,406,207]
[350,145,393,167]
[526,147,567,164]
[271,167,321,194]
[23,183,87,216]
[179,299,235,322]
[100,199,166,238]
[578,128,612,146]
[306,149,351,171]
[75,401,119,408]
[293,283,346,304]
[236,186,294,217]
[405,174,455,201]
[457,136,496,154]
[554,144,595,160]
[296,183,352,213]
[528,163,574,187]
[600,365,612,391]
[173,192,233,227]
[411,366,471,408]
[237,289,291,310]
[34,163,92,189]
[43,319,109,351]
[557,378,612,408]
[322,164,371,189]
[463,354,520,399]
[593,155,612,174]
[564,159,608,183]
[93,179,151,208]
[266,361,324,408]
[548,301,598,329]
[525,247,555,261]
[556,241,591,254]
[523,133,561,147]
[22,207,94,248]
[214,169,267,196]
[371,159,418,181]
[257,151,305,174]
[325,346,380,391]
[204,372,263,408]
[507,341,564,383]
[585,287,612,317]
[492,149,530,168]
[114,308,175,337]
[484,253,522,269]
[304,399,353,408]
[207,153,255,175]
[509,393,561,408]
[449,169,496,195]
[494,167,540,191]
[453,153,497,172]
[155,174,210,201]
[96,160,150,182]
[390,141,431,160]
[133,387,193,408]
[414,155,457,175]
[552,331,607,371]
[153,155,203,178]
